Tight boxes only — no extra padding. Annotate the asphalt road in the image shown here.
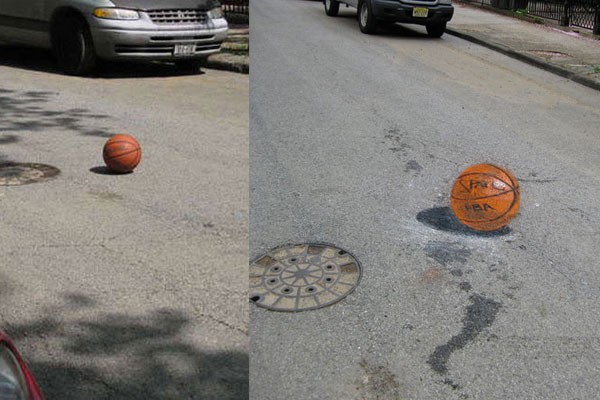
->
[250,0,600,399]
[0,49,248,399]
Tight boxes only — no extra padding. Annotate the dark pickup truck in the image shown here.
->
[324,0,453,37]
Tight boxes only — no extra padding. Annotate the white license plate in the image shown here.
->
[173,44,196,56]
[412,7,429,17]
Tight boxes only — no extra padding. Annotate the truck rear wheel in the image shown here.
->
[426,22,446,38]
[358,0,378,34]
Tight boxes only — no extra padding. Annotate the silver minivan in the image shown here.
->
[0,0,228,75]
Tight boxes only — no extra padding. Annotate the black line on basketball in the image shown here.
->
[104,148,141,162]
[450,189,515,201]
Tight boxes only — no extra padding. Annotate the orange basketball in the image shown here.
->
[103,134,141,173]
[450,163,520,231]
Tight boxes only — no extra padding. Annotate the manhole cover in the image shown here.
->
[0,163,60,186]
[250,243,362,312]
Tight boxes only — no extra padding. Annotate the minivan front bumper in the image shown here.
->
[89,13,228,60]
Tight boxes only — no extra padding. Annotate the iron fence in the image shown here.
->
[222,0,249,15]
[568,0,599,30]
[526,0,565,21]
[528,0,599,32]
[460,0,599,33]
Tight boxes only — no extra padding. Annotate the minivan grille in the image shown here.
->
[147,9,209,24]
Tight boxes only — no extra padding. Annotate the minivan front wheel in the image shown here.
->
[175,58,206,72]
[324,0,340,16]
[51,13,96,75]
[358,0,378,34]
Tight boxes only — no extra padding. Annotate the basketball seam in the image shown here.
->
[487,163,519,191]
[450,190,515,201]
[104,145,141,152]
[104,148,141,162]
[133,149,142,166]
[106,139,137,144]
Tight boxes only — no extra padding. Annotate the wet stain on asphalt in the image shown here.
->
[384,128,413,157]
[425,241,472,268]
[427,294,501,375]
[405,160,423,173]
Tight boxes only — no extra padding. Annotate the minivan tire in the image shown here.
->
[324,0,340,16]
[358,0,378,34]
[175,58,206,72]
[51,13,96,75]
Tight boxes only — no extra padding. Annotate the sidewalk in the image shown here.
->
[205,25,249,74]
[446,1,600,91]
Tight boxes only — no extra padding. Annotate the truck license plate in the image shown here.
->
[412,7,428,17]
[173,44,196,56]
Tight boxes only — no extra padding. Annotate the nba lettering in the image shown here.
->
[464,203,495,212]
[469,180,488,189]
[459,179,490,193]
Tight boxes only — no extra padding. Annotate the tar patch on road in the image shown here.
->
[427,294,501,379]
[404,160,423,174]
[356,359,403,400]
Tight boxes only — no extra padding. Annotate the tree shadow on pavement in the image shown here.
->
[4,294,248,400]
[0,88,113,137]
[0,45,207,79]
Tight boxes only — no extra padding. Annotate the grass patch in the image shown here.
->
[222,42,249,56]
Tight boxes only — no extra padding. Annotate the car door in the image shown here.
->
[0,0,48,47]
[0,0,44,20]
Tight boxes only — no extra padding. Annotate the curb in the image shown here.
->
[445,27,600,92]
[203,24,249,74]
[204,57,249,74]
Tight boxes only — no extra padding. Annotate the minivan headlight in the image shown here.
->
[93,8,140,20]
[0,344,29,400]
[209,6,224,19]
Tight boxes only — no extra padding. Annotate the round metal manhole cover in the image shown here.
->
[250,243,362,312]
[0,163,60,186]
